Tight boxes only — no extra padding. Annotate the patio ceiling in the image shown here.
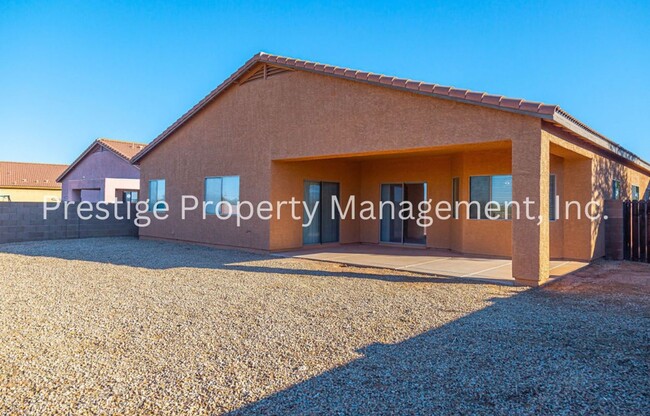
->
[271,140,512,163]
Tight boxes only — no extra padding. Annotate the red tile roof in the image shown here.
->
[57,138,146,182]
[97,138,147,161]
[256,54,558,115]
[0,161,67,189]
[132,52,649,172]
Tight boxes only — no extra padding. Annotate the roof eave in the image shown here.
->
[132,52,649,172]
[56,140,101,183]
[0,185,62,190]
[132,55,265,164]
[57,139,139,182]
[131,54,555,164]
[551,111,650,173]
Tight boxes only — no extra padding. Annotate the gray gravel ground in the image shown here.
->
[0,237,648,415]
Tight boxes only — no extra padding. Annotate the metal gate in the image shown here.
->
[623,200,650,262]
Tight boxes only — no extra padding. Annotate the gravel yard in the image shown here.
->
[0,237,648,415]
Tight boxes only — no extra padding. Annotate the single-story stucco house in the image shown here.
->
[58,138,146,202]
[0,161,67,202]
[132,53,650,286]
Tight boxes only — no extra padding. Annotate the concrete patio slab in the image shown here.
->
[550,261,589,277]
[276,244,589,285]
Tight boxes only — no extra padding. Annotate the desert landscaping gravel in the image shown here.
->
[0,237,648,415]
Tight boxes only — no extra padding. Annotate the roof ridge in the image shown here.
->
[97,137,147,145]
[256,52,558,115]
[131,52,647,172]
[96,138,146,160]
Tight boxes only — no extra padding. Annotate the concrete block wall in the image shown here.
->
[0,202,138,244]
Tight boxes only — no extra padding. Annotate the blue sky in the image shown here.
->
[1,0,649,164]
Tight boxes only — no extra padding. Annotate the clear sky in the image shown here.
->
[1,0,649,164]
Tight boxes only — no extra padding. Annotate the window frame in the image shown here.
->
[612,179,621,200]
[452,177,460,219]
[469,174,513,220]
[631,185,640,201]
[204,175,240,216]
[123,190,139,204]
[148,179,166,212]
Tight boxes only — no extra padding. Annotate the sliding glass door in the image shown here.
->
[380,184,404,243]
[303,181,340,245]
[303,181,322,245]
[380,182,426,245]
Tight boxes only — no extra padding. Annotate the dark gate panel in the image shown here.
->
[622,200,650,263]
[645,201,650,263]
[623,200,631,260]
[632,201,639,261]
[639,200,646,262]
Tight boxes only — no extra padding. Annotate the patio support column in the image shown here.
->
[511,132,550,286]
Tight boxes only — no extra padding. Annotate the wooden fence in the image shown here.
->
[622,200,649,262]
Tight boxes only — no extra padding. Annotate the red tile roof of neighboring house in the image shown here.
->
[0,161,67,189]
[131,52,650,172]
[57,138,146,183]
[97,138,147,161]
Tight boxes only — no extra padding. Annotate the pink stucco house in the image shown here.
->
[58,138,146,202]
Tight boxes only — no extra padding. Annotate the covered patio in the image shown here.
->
[270,140,590,285]
[276,244,588,285]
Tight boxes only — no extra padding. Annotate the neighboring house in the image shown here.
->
[58,138,146,202]
[132,53,650,286]
[0,161,67,202]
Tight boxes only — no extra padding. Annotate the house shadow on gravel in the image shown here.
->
[227,284,649,415]
[0,237,489,285]
[1,238,647,413]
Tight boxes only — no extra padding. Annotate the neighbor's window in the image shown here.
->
[452,177,460,219]
[612,180,621,200]
[549,175,557,221]
[148,179,166,211]
[205,176,240,215]
[469,175,512,219]
[123,191,138,204]
[631,185,640,201]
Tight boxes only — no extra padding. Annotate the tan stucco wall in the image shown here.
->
[270,146,522,256]
[137,67,650,283]
[139,69,540,251]
[0,187,61,202]
[549,154,565,259]
[357,154,453,250]
[450,148,513,257]
[270,159,361,250]
[511,131,550,284]
[543,123,650,261]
